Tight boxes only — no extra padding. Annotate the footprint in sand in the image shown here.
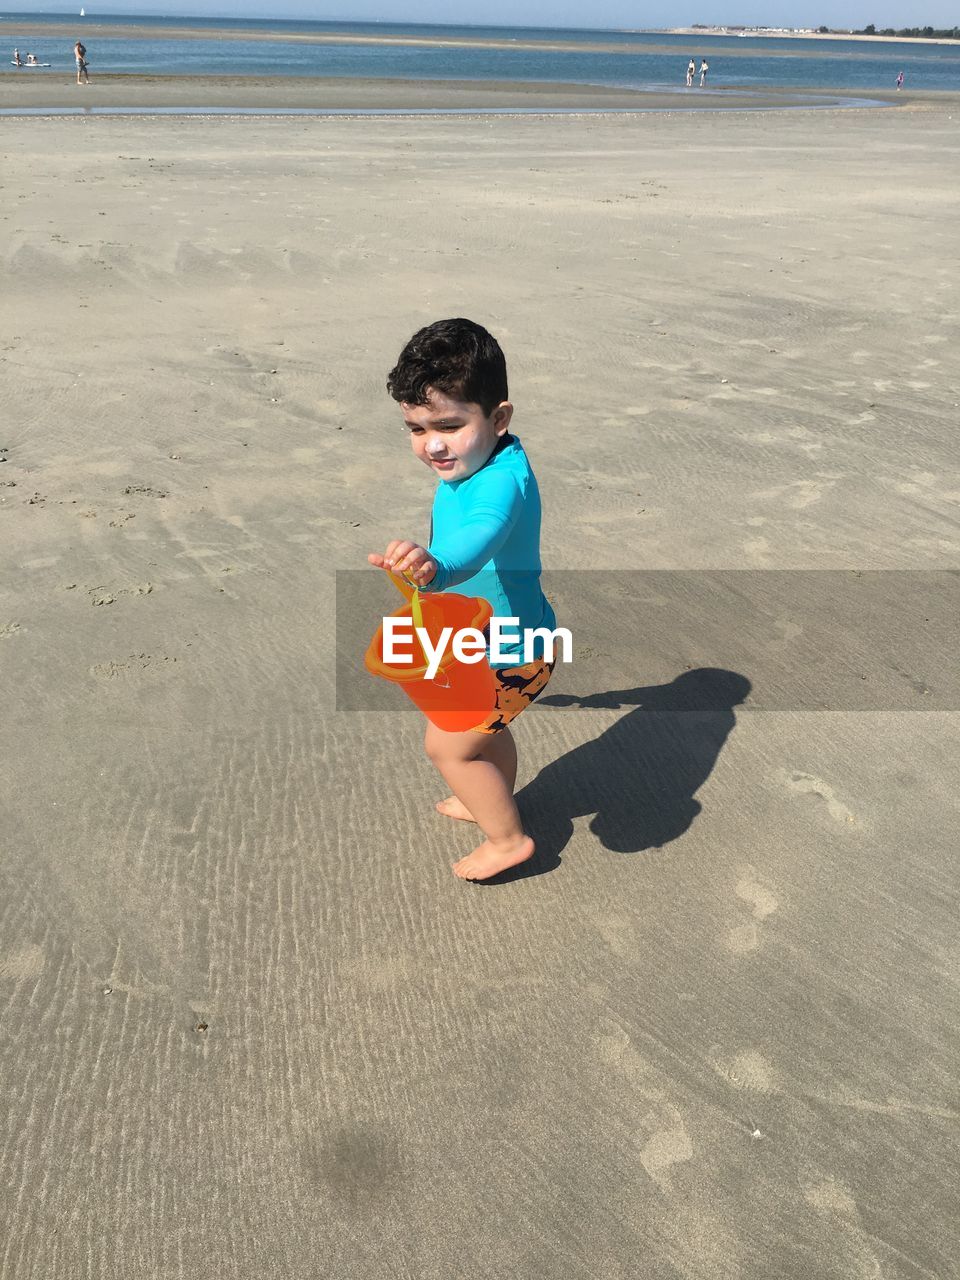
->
[736,872,779,920]
[91,652,177,679]
[596,915,640,959]
[799,1168,883,1275]
[727,922,761,954]
[710,1047,779,1094]
[595,1022,693,1192]
[771,617,803,646]
[88,583,153,607]
[800,1170,858,1217]
[743,535,771,562]
[752,477,835,511]
[638,1106,694,1192]
[780,770,857,825]
[123,484,168,499]
[725,864,779,954]
[893,469,940,499]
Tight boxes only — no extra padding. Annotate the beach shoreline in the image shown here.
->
[666,27,958,45]
[0,73,939,114]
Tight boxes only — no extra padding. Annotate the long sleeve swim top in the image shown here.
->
[422,434,556,667]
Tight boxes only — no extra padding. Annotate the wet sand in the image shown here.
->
[1,96,959,1278]
[0,73,911,114]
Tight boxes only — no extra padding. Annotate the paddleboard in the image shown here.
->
[11,62,52,67]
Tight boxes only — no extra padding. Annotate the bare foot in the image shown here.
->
[435,796,477,823]
[452,835,535,881]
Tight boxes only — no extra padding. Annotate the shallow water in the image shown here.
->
[0,95,892,119]
[2,17,957,91]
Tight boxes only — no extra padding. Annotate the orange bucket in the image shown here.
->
[364,572,497,733]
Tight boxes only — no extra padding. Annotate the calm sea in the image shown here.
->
[3,14,959,92]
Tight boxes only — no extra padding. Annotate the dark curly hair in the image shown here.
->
[387,318,508,417]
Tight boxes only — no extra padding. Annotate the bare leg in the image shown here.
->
[424,723,533,880]
[436,728,516,822]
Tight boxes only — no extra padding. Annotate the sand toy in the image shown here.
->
[365,571,497,732]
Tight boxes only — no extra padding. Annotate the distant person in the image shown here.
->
[74,39,89,85]
[13,47,22,67]
[896,71,904,90]
[686,58,695,87]
[26,53,38,66]
[699,58,709,88]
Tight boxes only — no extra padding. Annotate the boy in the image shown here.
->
[368,318,556,882]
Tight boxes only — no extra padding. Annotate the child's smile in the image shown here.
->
[402,388,512,483]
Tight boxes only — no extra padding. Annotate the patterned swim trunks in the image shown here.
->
[471,657,555,734]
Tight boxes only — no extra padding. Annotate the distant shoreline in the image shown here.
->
[0,18,956,53]
[665,27,958,46]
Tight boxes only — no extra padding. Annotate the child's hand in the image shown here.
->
[368,541,437,586]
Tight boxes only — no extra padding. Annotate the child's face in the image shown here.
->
[402,388,513,483]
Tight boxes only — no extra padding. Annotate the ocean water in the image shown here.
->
[3,14,959,92]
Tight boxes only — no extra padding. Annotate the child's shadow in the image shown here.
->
[498,667,752,883]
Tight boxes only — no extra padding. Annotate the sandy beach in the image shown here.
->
[2,86,959,1278]
[0,74,915,113]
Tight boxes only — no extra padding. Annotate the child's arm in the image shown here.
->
[424,469,524,592]
[367,470,523,590]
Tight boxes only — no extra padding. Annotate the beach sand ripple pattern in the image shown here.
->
[2,103,960,1279]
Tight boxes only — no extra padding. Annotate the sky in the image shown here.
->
[11,3,957,31]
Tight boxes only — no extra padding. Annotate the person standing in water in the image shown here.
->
[699,58,709,88]
[74,39,89,85]
[896,71,905,90]
[13,47,23,66]
[686,58,695,87]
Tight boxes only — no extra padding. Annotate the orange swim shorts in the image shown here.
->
[471,657,555,734]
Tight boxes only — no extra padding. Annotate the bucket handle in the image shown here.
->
[386,570,417,600]
[386,569,425,632]
[384,568,429,665]
[382,570,464,693]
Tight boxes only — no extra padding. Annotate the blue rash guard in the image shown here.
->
[422,434,556,667]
